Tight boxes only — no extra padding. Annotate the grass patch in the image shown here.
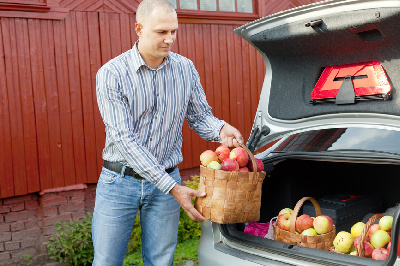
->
[123,237,200,266]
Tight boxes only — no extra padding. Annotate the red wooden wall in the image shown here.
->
[0,0,322,199]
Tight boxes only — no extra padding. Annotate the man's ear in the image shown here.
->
[135,23,142,37]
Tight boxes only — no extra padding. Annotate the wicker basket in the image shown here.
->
[329,213,384,256]
[194,143,266,224]
[273,197,336,250]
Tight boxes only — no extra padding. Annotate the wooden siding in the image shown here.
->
[0,0,323,199]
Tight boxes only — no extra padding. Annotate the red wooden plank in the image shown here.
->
[210,24,222,144]
[41,19,64,189]
[53,19,76,187]
[120,13,131,53]
[99,12,112,64]
[16,18,40,194]
[129,14,137,47]
[201,24,217,152]
[73,0,103,12]
[225,25,238,138]
[87,11,105,181]
[65,11,88,184]
[2,18,28,196]
[76,11,98,184]
[109,13,122,58]
[0,18,15,198]
[28,18,52,191]
[218,24,230,124]
[104,0,132,14]
[193,24,208,159]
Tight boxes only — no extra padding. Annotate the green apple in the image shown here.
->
[207,161,222,170]
[351,222,365,238]
[370,230,391,248]
[301,228,317,236]
[349,245,357,255]
[379,216,393,231]
[333,231,354,254]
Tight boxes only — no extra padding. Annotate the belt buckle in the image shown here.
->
[131,170,143,180]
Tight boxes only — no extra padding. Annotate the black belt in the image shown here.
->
[103,160,176,180]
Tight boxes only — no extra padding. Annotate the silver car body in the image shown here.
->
[199,0,400,265]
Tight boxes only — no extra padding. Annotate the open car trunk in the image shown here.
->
[220,156,400,265]
[212,0,400,265]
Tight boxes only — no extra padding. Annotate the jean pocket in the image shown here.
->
[98,167,121,184]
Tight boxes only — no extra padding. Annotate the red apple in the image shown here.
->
[313,215,333,234]
[229,147,249,167]
[215,146,230,163]
[363,242,375,258]
[368,224,381,239]
[221,158,240,171]
[247,158,264,172]
[296,214,314,233]
[354,237,374,258]
[277,213,291,231]
[200,150,218,167]
[372,248,389,260]
[238,167,249,172]
[387,241,391,252]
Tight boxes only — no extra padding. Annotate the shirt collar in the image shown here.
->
[131,41,175,72]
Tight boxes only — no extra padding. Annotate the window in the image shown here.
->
[0,0,68,20]
[169,0,256,17]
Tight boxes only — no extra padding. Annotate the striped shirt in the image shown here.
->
[96,42,226,194]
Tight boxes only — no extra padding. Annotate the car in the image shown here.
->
[198,0,400,265]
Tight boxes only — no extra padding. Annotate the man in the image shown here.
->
[92,0,244,265]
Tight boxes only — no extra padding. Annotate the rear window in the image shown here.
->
[273,128,400,156]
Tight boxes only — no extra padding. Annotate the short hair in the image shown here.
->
[136,0,176,24]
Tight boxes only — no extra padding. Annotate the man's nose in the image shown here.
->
[165,33,174,44]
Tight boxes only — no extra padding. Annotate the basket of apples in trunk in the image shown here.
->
[194,143,266,224]
[329,214,393,261]
[273,197,336,250]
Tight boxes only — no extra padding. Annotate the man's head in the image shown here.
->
[135,0,178,68]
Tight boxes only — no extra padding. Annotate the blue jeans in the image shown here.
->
[92,166,181,266]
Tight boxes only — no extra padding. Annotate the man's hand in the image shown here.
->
[219,123,244,147]
[170,184,207,222]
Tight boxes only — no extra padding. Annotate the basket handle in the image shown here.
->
[357,214,384,257]
[289,197,322,234]
[234,142,258,173]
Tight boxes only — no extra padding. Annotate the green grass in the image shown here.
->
[123,237,200,266]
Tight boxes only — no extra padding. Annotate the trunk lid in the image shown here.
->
[234,0,400,152]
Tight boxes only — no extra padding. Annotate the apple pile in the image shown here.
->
[276,208,334,236]
[199,146,264,172]
[332,215,393,260]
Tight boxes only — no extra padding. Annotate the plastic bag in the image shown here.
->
[244,217,277,239]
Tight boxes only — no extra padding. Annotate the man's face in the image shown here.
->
[135,7,178,67]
